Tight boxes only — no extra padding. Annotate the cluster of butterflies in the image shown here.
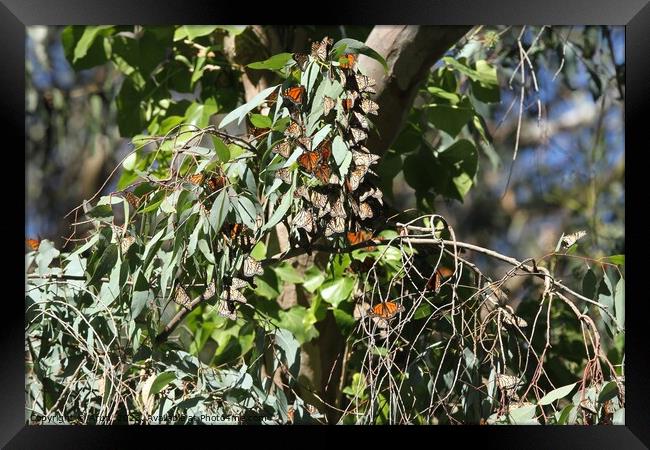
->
[270,36,384,248]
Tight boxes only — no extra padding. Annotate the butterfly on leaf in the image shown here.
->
[352,111,369,129]
[367,301,404,319]
[26,237,41,251]
[206,175,227,192]
[323,96,336,116]
[272,140,293,159]
[121,191,142,210]
[119,234,136,254]
[293,209,315,234]
[284,120,304,139]
[297,135,312,151]
[292,53,310,71]
[243,256,264,278]
[282,85,306,106]
[275,167,293,184]
[339,53,357,70]
[342,91,358,112]
[311,36,333,61]
[222,222,246,241]
[360,98,379,115]
[560,230,587,249]
[426,266,454,293]
[349,128,368,145]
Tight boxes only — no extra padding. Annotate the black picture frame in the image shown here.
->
[8,0,647,447]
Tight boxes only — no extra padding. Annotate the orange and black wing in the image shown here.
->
[298,150,320,173]
[282,85,306,105]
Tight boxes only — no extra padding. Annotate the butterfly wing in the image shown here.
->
[276,167,293,184]
[292,53,309,71]
[360,98,379,115]
[272,140,292,158]
[293,210,314,233]
[325,216,346,237]
[350,128,368,144]
[323,96,336,116]
[316,138,332,161]
[243,256,264,278]
[282,85,306,105]
[314,162,332,184]
[298,151,320,173]
[26,238,40,251]
[284,120,303,139]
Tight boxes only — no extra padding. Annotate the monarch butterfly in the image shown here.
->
[206,175,227,192]
[121,191,142,210]
[293,209,315,233]
[26,238,40,251]
[560,230,587,249]
[119,235,136,254]
[368,301,404,319]
[329,196,346,218]
[342,91,358,112]
[282,85,306,105]
[426,266,454,293]
[284,120,304,139]
[243,256,264,278]
[346,165,369,191]
[325,216,346,237]
[204,281,216,300]
[360,98,379,115]
[339,53,357,70]
[314,162,332,184]
[217,298,237,320]
[297,135,312,151]
[221,288,247,304]
[174,285,192,308]
[316,138,332,161]
[188,173,206,185]
[352,149,380,167]
[298,150,321,173]
[276,167,293,184]
[308,189,329,210]
[294,185,310,201]
[346,230,373,246]
[323,96,336,116]
[358,201,374,220]
[292,53,310,71]
[358,185,383,204]
[349,127,368,144]
[311,36,333,61]
[229,277,249,290]
[350,111,368,130]
[354,74,377,94]
[221,222,246,241]
[272,140,292,159]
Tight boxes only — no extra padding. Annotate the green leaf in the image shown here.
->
[331,38,388,72]
[131,271,152,319]
[249,113,272,129]
[332,308,356,335]
[150,371,176,396]
[582,269,598,300]
[538,383,576,405]
[303,266,325,294]
[247,53,293,70]
[234,195,258,230]
[614,277,625,330]
[185,99,219,128]
[209,190,231,234]
[320,277,355,308]
[62,26,112,70]
[262,186,293,232]
[89,244,118,285]
[597,381,619,403]
[173,25,218,41]
[250,241,267,260]
[438,139,479,200]
[274,329,300,377]
[212,136,231,163]
[603,254,625,265]
[426,96,475,138]
[115,78,144,137]
[556,404,574,425]
[277,307,319,344]
[332,135,349,167]
[218,85,280,129]
[274,263,304,284]
[508,404,538,424]
[35,240,61,276]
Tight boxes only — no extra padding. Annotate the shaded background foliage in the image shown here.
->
[25,25,624,424]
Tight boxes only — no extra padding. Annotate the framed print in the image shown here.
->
[6,0,648,447]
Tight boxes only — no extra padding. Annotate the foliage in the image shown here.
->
[26,25,624,425]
